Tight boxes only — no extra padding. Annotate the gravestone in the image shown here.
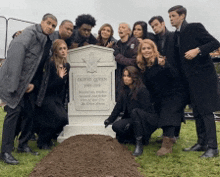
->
[58,45,116,143]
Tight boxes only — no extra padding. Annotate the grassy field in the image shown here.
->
[0,107,220,177]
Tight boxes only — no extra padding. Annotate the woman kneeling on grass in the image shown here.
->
[35,39,70,149]
[137,39,188,156]
[104,66,158,156]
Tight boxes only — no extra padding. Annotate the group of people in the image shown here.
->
[0,4,219,165]
[105,5,220,158]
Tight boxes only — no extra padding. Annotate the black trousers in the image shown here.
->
[35,96,68,146]
[1,94,34,153]
[131,108,158,142]
[193,106,218,149]
[132,108,177,141]
[112,108,158,144]
[112,118,135,143]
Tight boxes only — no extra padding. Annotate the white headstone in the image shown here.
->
[58,45,116,142]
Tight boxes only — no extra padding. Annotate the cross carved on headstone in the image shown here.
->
[82,52,101,73]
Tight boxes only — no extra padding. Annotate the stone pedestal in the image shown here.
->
[58,45,116,143]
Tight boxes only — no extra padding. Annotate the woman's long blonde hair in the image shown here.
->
[136,39,160,72]
[51,39,68,74]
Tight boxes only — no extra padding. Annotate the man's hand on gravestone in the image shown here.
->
[70,42,79,49]
[104,119,111,128]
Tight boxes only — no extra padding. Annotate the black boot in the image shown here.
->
[133,137,143,157]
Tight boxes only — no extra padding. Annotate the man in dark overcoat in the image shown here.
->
[0,13,57,164]
[149,15,190,139]
[168,5,220,158]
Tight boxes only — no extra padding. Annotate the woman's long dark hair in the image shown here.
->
[121,66,145,100]
[132,21,148,39]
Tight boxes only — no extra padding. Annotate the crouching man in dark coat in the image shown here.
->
[0,13,57,165]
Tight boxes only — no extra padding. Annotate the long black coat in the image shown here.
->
[36,61,70,129]
[143,58,188,127]
[154,29,184,79]
[107,86,158,126]
[177,21,220,114]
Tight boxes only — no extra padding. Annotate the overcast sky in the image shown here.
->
[1,0,220,58]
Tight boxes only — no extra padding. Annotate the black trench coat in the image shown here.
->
[177,21,220,114]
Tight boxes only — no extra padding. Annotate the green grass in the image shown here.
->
[0,107,220,177]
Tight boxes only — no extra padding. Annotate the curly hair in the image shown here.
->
[75,14,96,28]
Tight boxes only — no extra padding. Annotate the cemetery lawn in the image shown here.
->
[0,106,220,177]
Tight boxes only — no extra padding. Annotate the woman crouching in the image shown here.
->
[137,39,188,156]
[104,66,158,156]
[36,39,70,149]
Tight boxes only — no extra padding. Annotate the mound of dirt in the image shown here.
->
[29,135,144,177]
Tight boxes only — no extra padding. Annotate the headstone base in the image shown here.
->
[57,124,115,143]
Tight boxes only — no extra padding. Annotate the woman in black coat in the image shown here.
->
[137,39,188,156]
[36,39,70,149]
[104,66,158,156]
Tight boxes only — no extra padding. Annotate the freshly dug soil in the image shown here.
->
[29,135,144,177]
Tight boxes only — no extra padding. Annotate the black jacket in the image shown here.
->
[107,86,157,126]
[114,36,139,98]
[45,61,70,104]
[66,29,97,48]
[142,58,189,127]
[143,58,181,103]
[176,21,220,113]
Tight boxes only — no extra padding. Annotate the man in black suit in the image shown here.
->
[168,5,220,158]
[148,16,173,57]
[149,16,188,140]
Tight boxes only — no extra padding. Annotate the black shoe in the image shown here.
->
[17,145,39,155]
[1,152,19,165]
[133,137,143,157]
[183,144,208,152]
[200,148,219,158]
[38,144,51,150]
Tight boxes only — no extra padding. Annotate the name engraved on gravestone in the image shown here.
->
[75,75,110,111]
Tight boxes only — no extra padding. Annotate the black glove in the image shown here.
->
[104,119,111,128]
[113,47,120,56]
